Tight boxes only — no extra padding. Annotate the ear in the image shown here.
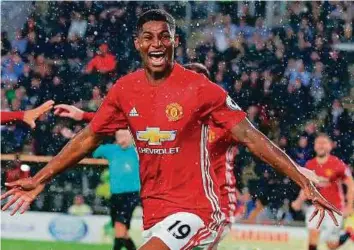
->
[134,36,140,51]
[173,34,180,48]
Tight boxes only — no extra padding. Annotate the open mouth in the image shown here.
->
[148,51,166,66]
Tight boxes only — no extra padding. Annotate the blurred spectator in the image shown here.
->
[1,31,11,55]
[68,194,93,216]
[309,61,326,107]
[11,30,27,55]
[5,157,30,187]
[213,14,237,52]
[278,136,291,155]
[289,60,311,87]
[325,99,350,132]
[302,122,317,149]
[68,12,88,40]
[1,51,25,83]
[85,43,117,74]
[291,136,312,167]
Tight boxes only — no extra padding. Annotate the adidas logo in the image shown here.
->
[129,107,139,117]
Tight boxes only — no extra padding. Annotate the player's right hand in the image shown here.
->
[54,104,84,121]
[1,181,45,215]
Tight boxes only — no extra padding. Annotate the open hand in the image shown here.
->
[23,100,54,128]
[304,181,342,229]
[1,179,45,215]
[54,104,84,121]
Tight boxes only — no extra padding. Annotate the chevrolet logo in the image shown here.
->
[136,127,177,145]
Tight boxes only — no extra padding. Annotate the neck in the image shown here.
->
[316,154,329,164]
[145,62,174,85]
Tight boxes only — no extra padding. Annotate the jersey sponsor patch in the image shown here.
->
[226,96,241,111]
[136,127,176,145]
[166,103,183,121]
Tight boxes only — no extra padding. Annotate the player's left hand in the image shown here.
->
[304,181,342,229]
[23,100,54,128]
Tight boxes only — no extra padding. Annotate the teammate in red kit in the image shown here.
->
[1,9,341,250]
[1,100,54,128]
[183,63,239,226]
[292,134,354,250]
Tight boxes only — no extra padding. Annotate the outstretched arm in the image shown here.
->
[230,118,341,227]
[21,126,102,186]
[1,111,24,124]
[231,119,309,188]
[54,104,95,122]
[1,100,54,128]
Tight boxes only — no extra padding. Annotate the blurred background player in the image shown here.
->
[1,100,54,128]
[54,106,140,250]
[292,134,354,250]
[93,130,140,250]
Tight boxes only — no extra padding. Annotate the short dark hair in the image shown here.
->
[184,63,211,79]
[136,9,176,35]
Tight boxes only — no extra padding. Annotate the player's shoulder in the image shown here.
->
[329,155,347,167]
[305,158,317,167]
[177,64,211,86]
[114,68,145,87]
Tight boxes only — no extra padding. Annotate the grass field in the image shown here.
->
[2,238,353,250]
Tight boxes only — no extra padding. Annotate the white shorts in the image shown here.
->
[142,212,220,250]
[305,205,343,242]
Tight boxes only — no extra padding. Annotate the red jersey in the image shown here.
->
[306,155,351,211]
[89,63,246,230]
[1,111,24,124]
[85,111,240,222]
[86,54,116,73]
[208,125,238,223]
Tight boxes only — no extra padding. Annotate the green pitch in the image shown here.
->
[0,239,299,250]
[1,237,353,250]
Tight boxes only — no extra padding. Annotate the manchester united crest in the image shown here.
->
[166,103,183,121]
[324,168,333,177]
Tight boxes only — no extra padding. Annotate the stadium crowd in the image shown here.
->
[1,1,354,223]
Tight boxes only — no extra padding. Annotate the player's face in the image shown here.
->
[314,136,332,157]
[134,21,179,75]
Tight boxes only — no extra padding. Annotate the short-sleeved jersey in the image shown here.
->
[90,63,246,230]
[93,144,140,194]
[306,155,352,211]
[208,124,238,223]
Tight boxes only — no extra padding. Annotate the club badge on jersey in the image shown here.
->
[166,103,183,121]
[226,96,241,111]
